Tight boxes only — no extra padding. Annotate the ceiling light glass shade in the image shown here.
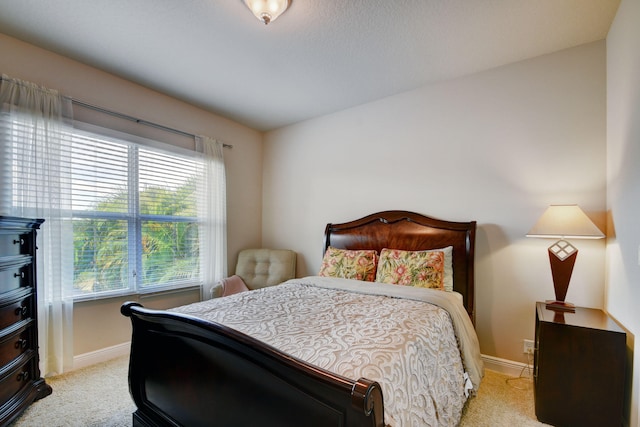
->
[526,205,604,239]
[243,0,290,25]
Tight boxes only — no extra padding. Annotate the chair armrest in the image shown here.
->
[216,275,250,297]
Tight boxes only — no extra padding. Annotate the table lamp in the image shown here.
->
[527,205,604,312]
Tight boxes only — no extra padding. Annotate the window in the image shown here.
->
[69,126,205,298]
[4,118,206,299]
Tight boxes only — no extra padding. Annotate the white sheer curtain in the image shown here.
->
[0,75,74,376]
[195,135,228,300]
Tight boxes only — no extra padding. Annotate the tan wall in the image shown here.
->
[262,41,608,365]
[73,289,200,355]
[0,33,265,357]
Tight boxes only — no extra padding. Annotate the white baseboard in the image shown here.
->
[73,342,131,371]
[481,354,532,378]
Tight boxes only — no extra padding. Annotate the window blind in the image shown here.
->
[2,114,206,298]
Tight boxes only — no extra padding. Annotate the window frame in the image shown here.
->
[68,122,206,301]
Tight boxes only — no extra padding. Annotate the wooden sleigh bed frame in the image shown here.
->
[121,210,476,427]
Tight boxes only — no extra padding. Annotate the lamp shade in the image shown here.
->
[243,0,290,25]
[526,205,604,239]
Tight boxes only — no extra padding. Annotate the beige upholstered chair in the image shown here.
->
[212,249,296,298]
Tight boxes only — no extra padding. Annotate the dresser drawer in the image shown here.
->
[0,324,32,367]
[0,232,24,258]
[0,357,35,407]
[0,264,27,295]
[0,296,32,332]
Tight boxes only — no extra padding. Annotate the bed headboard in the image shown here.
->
[323,210,477,324]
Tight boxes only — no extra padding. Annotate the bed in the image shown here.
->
[121,210,483,426]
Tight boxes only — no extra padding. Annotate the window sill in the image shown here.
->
[71,283,201,303]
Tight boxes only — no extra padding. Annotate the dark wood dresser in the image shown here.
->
[0,216,51,426]
[534,301,626,427]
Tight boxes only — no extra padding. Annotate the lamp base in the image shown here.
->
[545,300,576,312]
[547,241,578,314]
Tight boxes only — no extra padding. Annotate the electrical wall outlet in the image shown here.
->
[523,339,535,354]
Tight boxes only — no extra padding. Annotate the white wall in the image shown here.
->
[262,41,607,364]
[606,0,640,425]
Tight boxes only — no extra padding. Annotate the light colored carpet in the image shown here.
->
[11,356,550,426]
[10,357,134,427]
[460,370,550,427]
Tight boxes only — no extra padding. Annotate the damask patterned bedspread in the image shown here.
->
[171,276,483,427]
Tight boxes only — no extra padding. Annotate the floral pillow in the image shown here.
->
[318,247,378,282]
[375,247,452,290]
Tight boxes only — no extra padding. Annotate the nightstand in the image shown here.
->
[534,302,626,427]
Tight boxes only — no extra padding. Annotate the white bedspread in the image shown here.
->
[171,276,484,427]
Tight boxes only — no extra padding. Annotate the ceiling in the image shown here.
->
[0,0,620,131]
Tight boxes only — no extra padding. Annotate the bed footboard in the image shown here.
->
[121,302,385,427]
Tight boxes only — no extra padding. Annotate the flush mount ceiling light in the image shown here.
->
[243,0,290,25]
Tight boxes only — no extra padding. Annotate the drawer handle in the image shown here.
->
[14,272,25,279]
[16,371,30,382]
[15,339,28,349]
[15,306,28,317]
[13,239,24,245]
